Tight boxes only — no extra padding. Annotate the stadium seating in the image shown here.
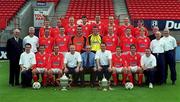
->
[65,0,115,19]
[0,0,26,30]
[126,0,180,20]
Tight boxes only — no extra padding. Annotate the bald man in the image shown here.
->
[6,28,23,86]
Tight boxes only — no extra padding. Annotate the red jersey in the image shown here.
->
[125,52,141,67]
[39,26,53,38]
[112,54,127,68]
[91,22,105,36]
[120,35,137,52]
[64,24,77,37]
[39,37,54,53]
[51,27,60,38]
[102,34,119,52]
[81,24,91,38]
[71,35,86,52]
[49,53,64,69]
[118,24,134,39]
[136,36,150,52]
[104,24,119,36]
[133,26,148,38]
[54,35,70,52]
[34,52,50,69]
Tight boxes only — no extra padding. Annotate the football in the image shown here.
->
[32,82,41,90]
[125,82,134,90]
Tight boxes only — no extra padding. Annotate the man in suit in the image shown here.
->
[6,28,23,86]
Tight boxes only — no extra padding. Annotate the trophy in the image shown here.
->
[59,73,70,91]
[99,75,111,91]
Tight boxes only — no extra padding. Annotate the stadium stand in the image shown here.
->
[0,0,26,30]
[65,0,115,19]
[37,0,60,6]
[126,0,180,20]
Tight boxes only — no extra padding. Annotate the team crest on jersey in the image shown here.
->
[64,38,66,41]
[135,56,137,60]
[72,29,75,31]
[145,39,147,42]
[43,57,46,60]
[130,39,133,42]
[85,27,88,30]
[48,40,50,43]
[119,58,122,61]
[112,38,115,41]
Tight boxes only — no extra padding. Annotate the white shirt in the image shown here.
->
[141,54,156,70]
[162,35,177,51]
[19,52,36,70]
[150,38,165,53]
[64,51,82,68]
[23,35,39,53]
[95,50,112,66]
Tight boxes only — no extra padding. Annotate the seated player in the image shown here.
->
[125,44,143,85]
[112,46,128,86]
[32,45,49,86]
[48,46,64,86]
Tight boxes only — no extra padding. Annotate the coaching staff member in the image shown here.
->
[6,28,23,86]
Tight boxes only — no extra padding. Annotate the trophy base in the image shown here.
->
[61,87,68,91]
[102,88,108,91]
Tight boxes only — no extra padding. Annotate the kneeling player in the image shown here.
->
[112,46,128,85]
[48,46,64,86]
[126,44,143,85]
[32,45,49,86]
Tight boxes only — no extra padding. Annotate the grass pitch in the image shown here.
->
[0,61,179,102]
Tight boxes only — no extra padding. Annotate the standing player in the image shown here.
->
[112,46,128,86]
[23,27,39,53]
[51,19,62,38]
[39,20,53,38]
[81,16,91,37]
[48,46,64,86]
[91,15,105,36]
[71,25,87,53]
[136,27,150,55]
[39,29,54,53]
[120,27,136,54]
[125,44,143,85]
[162,28,177,85]
[32,45,49,86]
[133,20,148,38]
[102,26,119,53]
[88,26,102,53]
[54,26,70,54]
[65,16,77,37]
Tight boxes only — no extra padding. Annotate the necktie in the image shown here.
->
[86,52,90,67]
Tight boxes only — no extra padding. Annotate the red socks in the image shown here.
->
[128,74,133,84]
[138,74,143,85]
[122,73,127,85]
[33,75,38,82]
[112,73,118,85]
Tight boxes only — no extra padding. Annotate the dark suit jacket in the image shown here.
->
[6,37,23,62]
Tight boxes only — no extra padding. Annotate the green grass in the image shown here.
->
[0,61,180,102]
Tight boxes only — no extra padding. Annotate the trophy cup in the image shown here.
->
[99,75,110,91]
[60,73,69,91]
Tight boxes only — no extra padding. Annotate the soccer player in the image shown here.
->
[90,15,105,36]
[64,44,82,86]
[133,20,148,38]
[48,46,64,86]
[102,26,119,53]
[118,17,134,39]
[88,26,102,53]
[125,44,143,85]
[141,48,156,88]
[54,26,70,54]
[65,16,77,37]
[80,45,97,87]
[81,15,91,37]
[19,43,36,88]
[112,46,128,85]
[39,29,54,53]
[104,16,119,36]
[39,20,53,38]
[136,27,150,55]
[71,25,87,53]
[150,31,166,85]
[120,27,136,54]
[50,19,62,38]
[95,43,112,83]
[32,45,49,86]
[162,28,177,85]
[23,27,39,53]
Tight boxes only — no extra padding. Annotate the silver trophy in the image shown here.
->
[99,75,111,91]
[59,73,70,91]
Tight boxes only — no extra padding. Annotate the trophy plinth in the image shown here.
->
[60,74,69,91]
[99,76,110,91]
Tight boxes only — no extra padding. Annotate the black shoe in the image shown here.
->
[172,81,175,85]
[15,83,20,86]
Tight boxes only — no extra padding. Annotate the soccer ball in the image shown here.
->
[32,82,41,89]
[125,82,134,90]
